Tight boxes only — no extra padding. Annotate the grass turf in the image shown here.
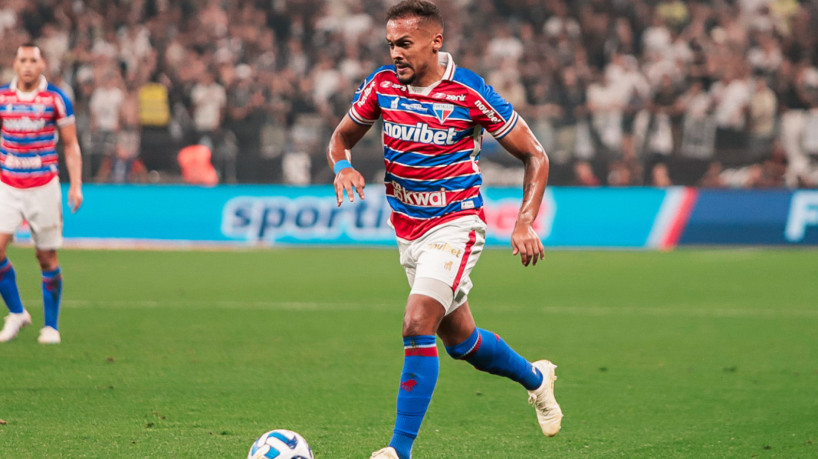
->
[0,246,816,458]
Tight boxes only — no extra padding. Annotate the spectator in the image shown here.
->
[190,70,226,146]
[89,72,125,181]
[1,0,815,188]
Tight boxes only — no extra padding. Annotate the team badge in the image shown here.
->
[432,103,454,123]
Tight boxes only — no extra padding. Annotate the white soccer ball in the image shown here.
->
[247,429,314,459]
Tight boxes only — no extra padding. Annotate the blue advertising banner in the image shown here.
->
[9,184,667,248]
[679,189,818,246]
[14,185,815,248]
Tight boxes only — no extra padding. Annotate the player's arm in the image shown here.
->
[495,117,550,267]
[327,115,371,206]
[59,123,83,212]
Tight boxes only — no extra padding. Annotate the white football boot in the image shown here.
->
[0,310,32,342]
[37,326,61,344]
[370,446,400,459]
[528,360,563,436]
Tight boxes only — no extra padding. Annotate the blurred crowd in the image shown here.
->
[2,0,818,187]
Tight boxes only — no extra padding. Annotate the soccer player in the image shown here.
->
[326,2,562,458]
[0,44,83,344]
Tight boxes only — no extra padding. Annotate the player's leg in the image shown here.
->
[0,233,26,315]
[379,227,463,459]
[35,249,62,336]
[26,178,64,343]
[438,287,563,435]
[439,302,544,390]
[0,183,32,342]
[0,233,33,342]
[386,292,446,459]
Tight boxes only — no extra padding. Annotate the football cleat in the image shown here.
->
[370,446,400,459]
[528,360,563,436]
[0,310,32,342]
[37,326,61,344]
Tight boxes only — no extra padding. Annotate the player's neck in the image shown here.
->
[411,63,445,88]
[15,75,43,93]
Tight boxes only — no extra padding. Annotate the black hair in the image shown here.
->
[386,0,443,30]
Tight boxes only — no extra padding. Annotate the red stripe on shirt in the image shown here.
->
[386,161,478,182]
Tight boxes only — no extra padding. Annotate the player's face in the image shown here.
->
[386,17,442,86]
[13,47,45,88]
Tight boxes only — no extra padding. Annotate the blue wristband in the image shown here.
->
[333,159,354,174]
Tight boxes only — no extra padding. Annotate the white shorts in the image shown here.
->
[0,177,63,249]
[397,215,486,315]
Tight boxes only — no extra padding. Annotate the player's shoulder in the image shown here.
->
[365,65,397,83]
[45,82,72,101]
[450,67,487,92]
[0,83,11,92]
[356,65,399,96]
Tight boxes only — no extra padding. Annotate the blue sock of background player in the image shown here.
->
[446,328,543,390]
[389,335,439,459]
[41,267,62,330]
[0,258,25,314]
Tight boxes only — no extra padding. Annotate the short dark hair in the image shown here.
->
[17,42,44,58]
[386,0,443,30]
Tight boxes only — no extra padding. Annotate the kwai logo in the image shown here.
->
[391,181,447,207]
[383,121,457,145]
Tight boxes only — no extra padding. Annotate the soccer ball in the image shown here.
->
[247,429,314,459]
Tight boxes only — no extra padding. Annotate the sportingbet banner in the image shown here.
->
[14,185,818,248]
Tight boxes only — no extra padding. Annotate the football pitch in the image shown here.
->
[0,246,816,458]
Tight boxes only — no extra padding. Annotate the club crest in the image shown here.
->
[432,103,454,123]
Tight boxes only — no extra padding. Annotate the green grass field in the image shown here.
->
[0,246,816,458]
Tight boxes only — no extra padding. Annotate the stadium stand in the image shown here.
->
[1,0,817,187]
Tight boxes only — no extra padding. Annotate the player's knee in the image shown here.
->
[402,310,440,337]
[402,292,447,337]
[35,249,58,271]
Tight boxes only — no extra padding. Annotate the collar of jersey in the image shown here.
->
[9,75,48,100]
[407,51,455,96]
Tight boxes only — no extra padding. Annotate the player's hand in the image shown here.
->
[68,185,83,213]
[333,168,365,206]
[511,220,545,267]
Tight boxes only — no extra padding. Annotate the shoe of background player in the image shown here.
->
[528,359,563,436]
[370,446,400,459]
[37,326,61,344]
[0,310,32,342]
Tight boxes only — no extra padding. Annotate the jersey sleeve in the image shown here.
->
[470,80,519,139]
[348,69,385,126]
[52,86,76,127]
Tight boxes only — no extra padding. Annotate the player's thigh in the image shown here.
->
[23,178,63,250]
[397,237,418,287]
[413,216,486,312]
[0,182,25,237]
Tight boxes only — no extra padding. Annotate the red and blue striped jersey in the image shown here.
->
[0,76,75,188]
[349,52,518,240]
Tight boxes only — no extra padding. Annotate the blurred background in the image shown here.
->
[4,0,818,249]
[3,0,818,189]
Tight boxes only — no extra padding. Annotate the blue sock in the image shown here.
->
[42,267,62,330]
[389,335,439,459]
[0,258,25,314]
[446,328,543,391]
